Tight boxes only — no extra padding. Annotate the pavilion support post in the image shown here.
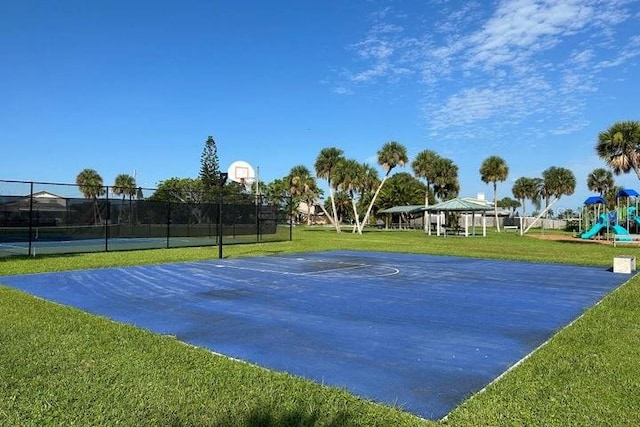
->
[483,213,487,237]
[464,214,469,237]
[519,216,524,236]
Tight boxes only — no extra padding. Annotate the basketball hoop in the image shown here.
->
[227,160,256,192]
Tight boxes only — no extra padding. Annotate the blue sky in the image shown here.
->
[2,0,639,211]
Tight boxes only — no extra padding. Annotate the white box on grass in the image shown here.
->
[613,255,636,274]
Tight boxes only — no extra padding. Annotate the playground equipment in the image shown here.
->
[580,212,630,239]
[580,189,640,240]
[581,213,607,239]
[628,206,640,226]
[581,196,606,239]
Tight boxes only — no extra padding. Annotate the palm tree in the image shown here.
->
[604,185,622,211]
[512,177,541,217]
[287,165,319,225]
[378,172,426,207]
[314,147,344,232]
[333,159,360,232]
[432,157,459,201]
[512,177,529,217]
[543,166,576,204]
[479,156,509,232]
[113,173,137,224]
[596,121,640,180]
[497,197,521,215]
[587,168,615,196]
[359,163,380,204]
[412,149,441,231]
[412,149,441,206]
[374,173,426,229]
[327,191,351,224]
[359,141,408,233]
[76,168,105,225]
[531,177,546,212]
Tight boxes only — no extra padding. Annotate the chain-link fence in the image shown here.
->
[0,179,292,258]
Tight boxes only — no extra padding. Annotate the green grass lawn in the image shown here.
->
[1,228,639,426]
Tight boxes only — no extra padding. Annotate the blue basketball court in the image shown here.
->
[0,250,630,419]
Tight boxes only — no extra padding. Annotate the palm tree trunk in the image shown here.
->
[318,203,335,226]
[328,184,341,233]
[93,198,103,226]
[128,195,133,225]
[350,191,362,234]
[119,195,125,224]
[358,174,389,234]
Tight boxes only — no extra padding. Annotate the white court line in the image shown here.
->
[299,263,370,276]
[0,243,29,251]
[300,264,400,277]
[217,261,400,277]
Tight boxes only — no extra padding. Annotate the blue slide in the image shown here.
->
[581,222,606,239]
[613,224,632,241]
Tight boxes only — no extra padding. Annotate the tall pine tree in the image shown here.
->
[200,136,221,195]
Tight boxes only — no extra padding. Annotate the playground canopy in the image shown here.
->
[584,196,605,205]
[617,188,640,198]
[584,189,639,206]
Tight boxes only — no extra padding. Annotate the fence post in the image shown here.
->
[218,172,228,259]
[166,202,171,249]
[256,195,260,243]
[289,195,293,241]
[105,186,110,252]
[28,181,34,257]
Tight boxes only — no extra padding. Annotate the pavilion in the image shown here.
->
[420,198,493,237]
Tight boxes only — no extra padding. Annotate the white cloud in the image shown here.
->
[331,0,639,146]
[333,86,354,95]
[352,38,394,61]
[464,0,594,71]
[434,2,484,35]
[331,7,434,89]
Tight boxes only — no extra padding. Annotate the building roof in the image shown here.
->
[421,198,494,212]
[378,205,425,214]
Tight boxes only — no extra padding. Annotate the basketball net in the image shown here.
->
[239,177,252,192]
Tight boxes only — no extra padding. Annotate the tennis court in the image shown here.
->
[0,235,219,256]
[0,250,630,419]
[0,224,289,257]
[0,180,290,258]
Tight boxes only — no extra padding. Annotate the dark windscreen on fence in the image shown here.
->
[0,180,292,258]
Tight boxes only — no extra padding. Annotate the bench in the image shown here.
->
[613,234,640,247]
[443,226,464,236]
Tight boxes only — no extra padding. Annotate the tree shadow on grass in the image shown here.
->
[243,407,350,427]
[151,406,352,427]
